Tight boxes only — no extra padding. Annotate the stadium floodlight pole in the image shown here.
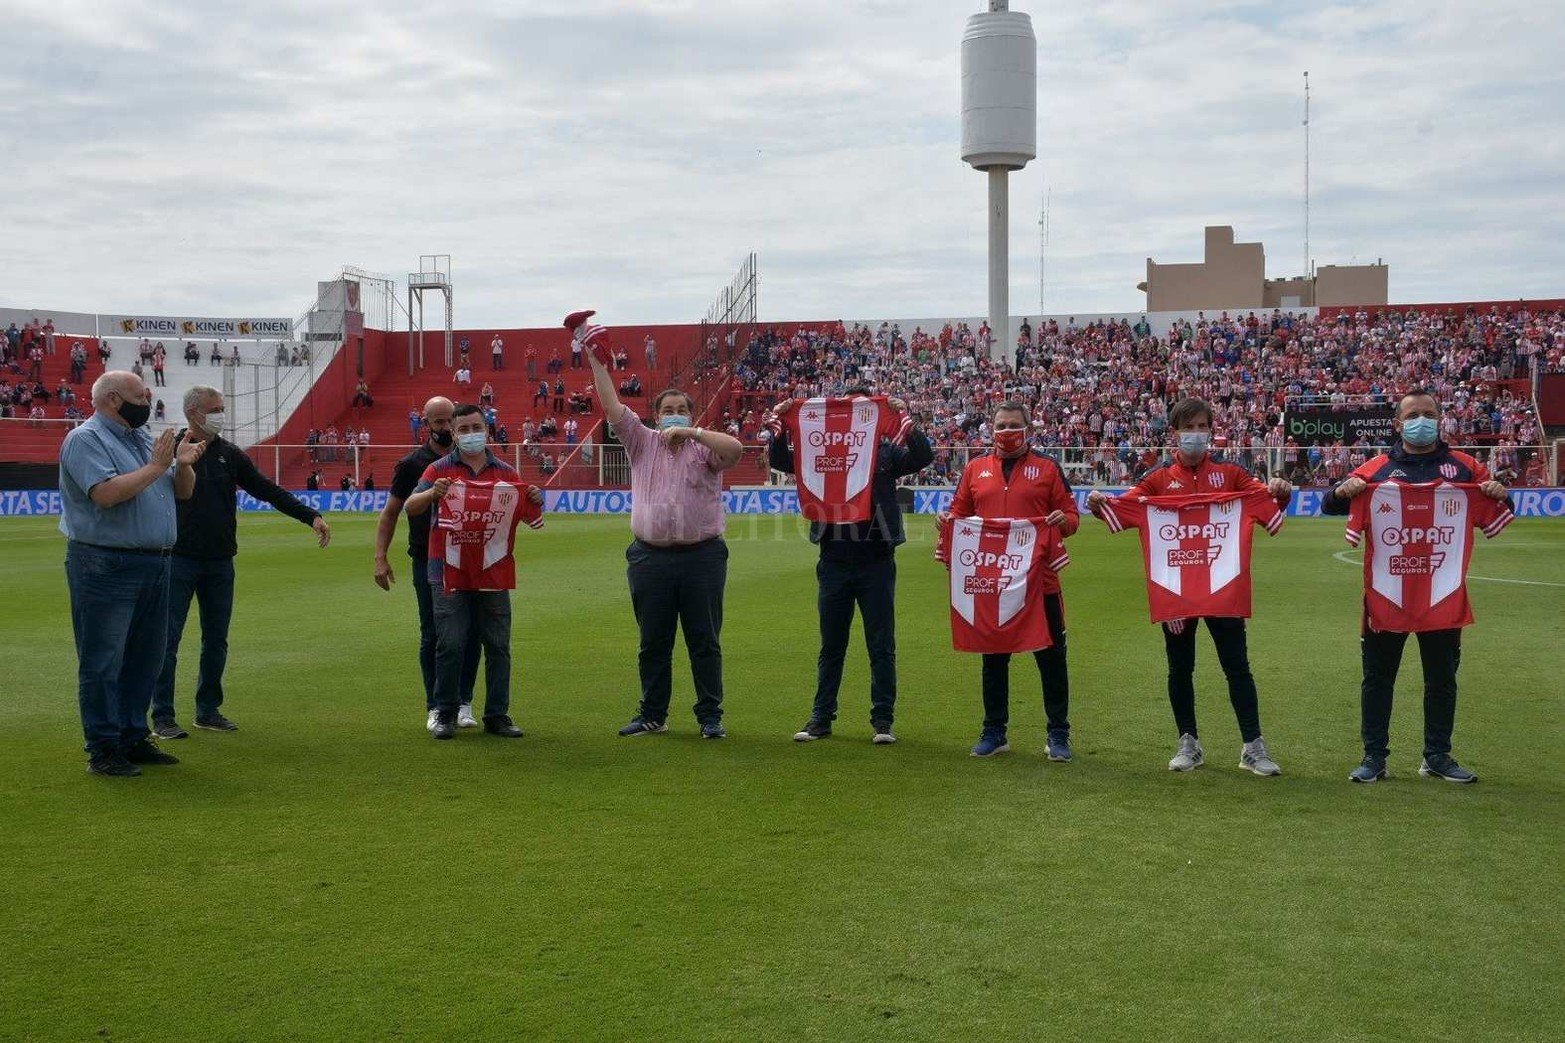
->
[961,0,1036,363]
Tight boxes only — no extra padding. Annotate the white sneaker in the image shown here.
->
[1240,736,1282,776]
[425,709,439,733]
[1168,733,1204,772]
[872,729,897,745]
[457,704,479,729]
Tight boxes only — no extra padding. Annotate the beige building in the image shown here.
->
[1139,225,1388,311]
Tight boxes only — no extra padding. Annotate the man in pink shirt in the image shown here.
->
[579,311,743,739]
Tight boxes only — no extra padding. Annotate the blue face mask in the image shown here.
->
[1177,432,1210,457]
[1401,416,1438,447]
[657,414,691,431]
[456,432,487,454]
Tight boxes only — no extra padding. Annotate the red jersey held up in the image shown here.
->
[1100,489,1283,624]
[950,450,1078,594]
[421,457,543,591]
[783,396,910,524]
[1345,481,1512,633]
[937,515,1070,654]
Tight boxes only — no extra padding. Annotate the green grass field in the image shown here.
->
[2,512,1562,1041]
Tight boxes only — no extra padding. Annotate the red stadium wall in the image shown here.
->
[1318,299,1565,319]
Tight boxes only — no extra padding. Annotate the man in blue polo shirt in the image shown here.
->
[59,370,203,777]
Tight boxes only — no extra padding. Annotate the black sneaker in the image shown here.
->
[87,752,141,778]
[432,710,457,740]
[1419,754,1478,784]
[123,740,179,766]
[194,713,238,732]
[793,718,832,742]
[618,717,668,737]
[151,719,189,740]
[483,715,524,738]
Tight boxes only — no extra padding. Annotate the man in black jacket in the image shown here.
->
[152,386,331,738]
[768,390,933,744]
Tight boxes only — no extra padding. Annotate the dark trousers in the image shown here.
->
[626,539,727,724]
[65,543,170,756]
[813,553,897,727]
[152,555,235,721]
[413,560,481,710]
[1360,628,1461,759]
[431,585,511,717]
[981,592,1069,733]
[1162,616,1261,742]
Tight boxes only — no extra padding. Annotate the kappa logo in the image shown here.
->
[1167,480,1185,490]
[978,469,993,480]
[803,410,821,422]
[1439,463,1461,480]
[1376,501,1395,514]
[1389,469,1409,478]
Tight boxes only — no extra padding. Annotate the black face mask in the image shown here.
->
[117,399,151,429]
[429,429,453,448]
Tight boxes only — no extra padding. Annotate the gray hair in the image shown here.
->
[184,385,222,412]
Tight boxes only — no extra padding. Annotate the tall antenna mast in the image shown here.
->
[1038,185,1050,314]
[1303,70,1311,281]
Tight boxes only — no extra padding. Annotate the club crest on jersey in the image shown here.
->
[1013,528,1032,546]
[1024,464,1040,480]
[1439,463,1461,480]
[495,490,515,508]
[1441,497,1461,516]
[1207,472,1227,489]
[856,404,875,423]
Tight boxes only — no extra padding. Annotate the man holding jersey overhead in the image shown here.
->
[1088,398,1293,776]
[768,389,932,745]
[947,402,1078,760]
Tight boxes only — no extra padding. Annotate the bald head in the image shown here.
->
[423,396,454,422]
[91,370,149,409]
[422,396,455,447]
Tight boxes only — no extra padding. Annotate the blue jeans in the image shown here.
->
[152,555,235,721]
[65,543,171,756]
[431,585,511,717]
[412,560,481,710]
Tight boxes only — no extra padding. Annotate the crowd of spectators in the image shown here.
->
[730,305,1559,486]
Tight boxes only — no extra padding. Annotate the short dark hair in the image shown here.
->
[1168,398,1213,430]
[451,403,484,420]
[1395,388,1439,418]
[652,388,693,413]
[992,401,1031,424]
[844,384,873,397]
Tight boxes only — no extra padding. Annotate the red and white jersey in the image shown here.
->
[1345,481,1512,632]
[425,472,543,591]
[936,515,1069,654]
[783,396,910,524]
[1100,489,1283,623]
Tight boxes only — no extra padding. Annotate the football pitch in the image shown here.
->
[2,513,1562,1041]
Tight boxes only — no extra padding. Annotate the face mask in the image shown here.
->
[1178,432,1210,457]
[429,428,453,448]
[993,428,1027,456]
[1401,416,1438,447]
[658,414,691,430]
[117,398,151,429]
[196,411,224,437]
[456,432,487,454]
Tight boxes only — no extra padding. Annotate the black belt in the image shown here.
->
[635,536,720,552]
[73,541,174,558]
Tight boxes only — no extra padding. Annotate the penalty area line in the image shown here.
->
[1331,550,1565,588]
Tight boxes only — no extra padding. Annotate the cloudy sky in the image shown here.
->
[4,0,1561,328]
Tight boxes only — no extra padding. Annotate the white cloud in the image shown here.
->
[1,0,1560,326]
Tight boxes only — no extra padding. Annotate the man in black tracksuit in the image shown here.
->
[151,386,331,738]
[1322,389,1512,785]
[768,394,932,744]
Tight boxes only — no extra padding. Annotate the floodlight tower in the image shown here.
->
[961,0,1037,362]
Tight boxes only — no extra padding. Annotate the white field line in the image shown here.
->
[1331,550,1565,588]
